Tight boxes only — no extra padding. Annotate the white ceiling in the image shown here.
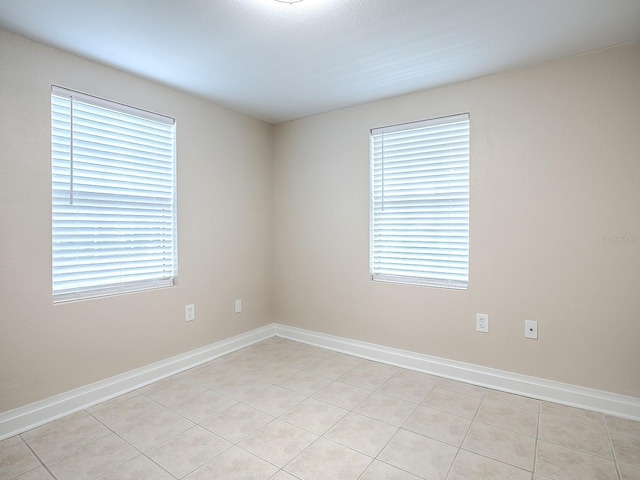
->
[1,0,639,124]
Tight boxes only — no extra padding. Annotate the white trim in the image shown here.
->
[0,324,276,440]
[2,323,639,440]
[274,324,640,421]
[51,85,175,125]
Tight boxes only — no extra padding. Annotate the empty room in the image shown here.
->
[1,0,639,479]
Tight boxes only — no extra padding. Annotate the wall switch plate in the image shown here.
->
[525,319,538,339]
[234,299,242,314]
[185,304,195,322]
[476,313,489,333]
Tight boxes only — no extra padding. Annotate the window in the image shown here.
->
[370,113,469,290]
[51,86,176,302]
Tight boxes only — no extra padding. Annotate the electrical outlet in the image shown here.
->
[476,313,489,333]
[234,299,242,314]
[185,304,195,322]
[525,319,538,339]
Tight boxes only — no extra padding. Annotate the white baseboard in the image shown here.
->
[0,324,276,440]
[2,322,638,440]
[274,324,640,421]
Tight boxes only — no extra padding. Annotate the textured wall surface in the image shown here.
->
[273,42,640,397]
[0,30,273,412]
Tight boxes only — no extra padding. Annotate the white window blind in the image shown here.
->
[370,113,469,290]
[51,85,177,302]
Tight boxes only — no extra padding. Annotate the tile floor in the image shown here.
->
[2,337,639,480]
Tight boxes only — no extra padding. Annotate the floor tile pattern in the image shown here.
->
[2,337,639,479]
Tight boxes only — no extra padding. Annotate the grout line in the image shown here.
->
[443,446,462,479]
[21,440,56,479]
[603,416,624,480]
[531,405,541,478]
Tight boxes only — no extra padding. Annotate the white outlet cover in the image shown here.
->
[476,313,489,333]
[185,304,195,321]
[234,299,242,314]
[525,319,538,339]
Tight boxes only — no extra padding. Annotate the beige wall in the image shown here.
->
[273,42,640,397]
[0,30,273,412]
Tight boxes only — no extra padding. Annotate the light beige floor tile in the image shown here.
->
[185,367,245,391]
[239,419,317,468]
[288,343,328,358]
[535,440,618,480]
[146,425,231,478]
[140,375,208,408]
[475,402,538,436]
[270,471,300,480]
[437,379,486,399]
[403,405,471,447]
[0,435,22,450]
[25,414,110,462]
[306,358,355,379]
[184,446,278,480]
[243,384,306,417]
[393,369,441,387]
[378,429,457,479]
[338,366,393,390]
[284,438,372,480]
[46,434,138,480]
[538,413,612,458]
[423,388,482,419]
[171,389,237,423]
[278,370,333,396]
[619,461,640,480]
[209,372,271,401]
[182,358,240,376]
[354,392,417,427]
[117,409,194,451]
[482,389,540,412]
[86,391,140,414]
[324,412,398,457]
[462,421,536,471]
[540,401,605,428]
[607,415,640,437]
[200,403,274,443]
[175,362,242,389]
[215,351,266,372]
[611,430,640,465]
[359,460,422,479]
[91,394,165,431]
[322,351,365,366]
[21,411,89,440]
[12,467,55,480]
[0,442,41,480]
[280,398,348,434]
[377,376,433,404]
[277,352,328,371]
[447,450,531,480]
[359,359,401,376]
[95,455,174,480]
[311,381,371,410]
[250,362,299,385]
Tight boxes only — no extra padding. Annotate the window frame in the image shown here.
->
[51,85,177,303]
[369,113,470,290]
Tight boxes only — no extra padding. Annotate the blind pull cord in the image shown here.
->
[69,97,75,205]
[380,132,385,212]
